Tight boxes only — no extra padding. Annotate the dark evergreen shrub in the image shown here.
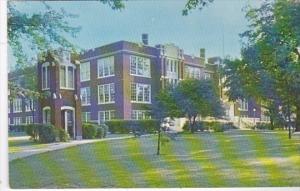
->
[82,123,97,139]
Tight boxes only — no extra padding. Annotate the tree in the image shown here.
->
[153,79,224,134]
[223,0,300,134]
[182,0,214,15]
[148,89,181,155]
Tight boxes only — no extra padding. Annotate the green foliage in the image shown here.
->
[182,121,237,132]
[182,0,214,15]
[105,120,159,134]
[82,123,97,139]
[252,123,274,131]
[96,124,109,139]
[57,128,70,142]
[25,124,39,141]
[38,124,58,143]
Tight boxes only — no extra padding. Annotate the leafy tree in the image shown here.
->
[182,0,214,15]
[223,0,300,134]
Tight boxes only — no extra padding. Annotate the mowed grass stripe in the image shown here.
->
[108,139,148,187]
[91,141,136,188]
[35,152,73,188]
[184,134,226,187]
[62,146,102,187]
[162,136,200,187]
[9,159,41,188]
[170,135,210,186]
[246,131,287,186]
[123,138,168,187]
[137,136,181,187]
[214,132,259,186]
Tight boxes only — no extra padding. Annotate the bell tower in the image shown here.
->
[37,49,82,140]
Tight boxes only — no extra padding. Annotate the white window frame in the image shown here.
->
[80,62,90,82]
[13,98,22,113]
[80,87,91,106]
[185,65,201,79]
[42,62,50,90]
[14,117,22,125]
[25,116,33,124]
[98,110,115,124]
[98,83,115,104]
[97,56,115,78]
[239,99,248,111]
[131,110,151,120]
[130,55,151,78]
[43,106,51,124]
[60,65,75,90]
[81,112,91,123]
[131,83,151,103]
[25,99,35,112]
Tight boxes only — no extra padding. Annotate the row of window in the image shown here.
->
[80,82,151,105]
[9,99,35,113]
[80,55,151,82]
[81,110,150,124]
[9,116,33,125]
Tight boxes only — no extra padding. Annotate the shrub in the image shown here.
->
[211,122,224,132]
[95,124,109,139]
[82,123,97,139]
[252,123,273,130]
[38,124,58,143]
[9,125,27,132]
[57,128,69,142]
[105,120,159,134]
[25,124,40,141]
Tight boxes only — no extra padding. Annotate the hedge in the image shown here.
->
[105,119,159,134]
[25,124,69,143]
[183,121,237,132]
[82,122,108,139]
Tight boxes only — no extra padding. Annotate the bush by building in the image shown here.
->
[82,122,108,139]
[182,121,237,133]
[105,119,159,134]
[24,123,69,143]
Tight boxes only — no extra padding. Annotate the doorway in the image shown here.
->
[61,107,75,139]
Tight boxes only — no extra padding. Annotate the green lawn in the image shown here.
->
[9,130,300,188]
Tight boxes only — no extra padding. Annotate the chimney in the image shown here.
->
[200,48,205,64]
[142,33,148,45]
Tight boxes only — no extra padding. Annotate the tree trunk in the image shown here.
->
[157,119,162,155]
[188,117,193,133]
[295,105,300,132]
[191,115,196,133]
[270,115,274,130]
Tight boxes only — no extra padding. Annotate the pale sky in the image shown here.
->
[9,0,262,70]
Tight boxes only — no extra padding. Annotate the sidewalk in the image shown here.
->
[9,134,134,161]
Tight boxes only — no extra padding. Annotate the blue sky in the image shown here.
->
[9,0,261,69]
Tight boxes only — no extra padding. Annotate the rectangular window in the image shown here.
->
[131,83,151,103]
[80,62,90,81]
[80,87,91,105]
[98,83,115,104]
[185,66,201,79]
[97,56,114,78]
[25,99,35,112]
[13,98,22,113]
[42,65,50,89]
[60,65,75,89]
[14,117,22,125]
[239,99,248,111]
[131,110,151,120]
[130,55,151,77]
[98,110,115,124]
[204,72,211,80]
[25,116,33,124]
[81,112,91,123]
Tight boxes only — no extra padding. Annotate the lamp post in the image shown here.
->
[253,108,256,130]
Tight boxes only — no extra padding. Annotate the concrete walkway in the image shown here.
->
[9,134,134,161]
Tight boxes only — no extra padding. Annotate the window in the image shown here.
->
[14,117,22,125]
[185,66,201,79]
[97,56,114,78]
[60,65,75,89]
[130,55,151,77]
[166,59,178,73]
[25,116,33,124]
[80,87,91,105]
[42,64,50,90]
[131,110,151,120]
[81,112,91,123]
[98,83,115,104]
[204,72,211,79]
[98,110,115,124]
[80,62,90,81]
[239,99,248,111]
[131,83,151,103]
[25,99,35,112]
[43,107,51,124]
[13,98,22,113]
